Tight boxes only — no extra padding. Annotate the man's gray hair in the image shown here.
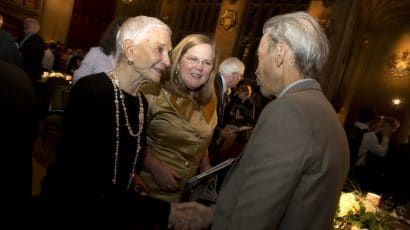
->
[219,57,245,76]
[116,15,171,54]
[263,11,329,79]
[25,18,40,33]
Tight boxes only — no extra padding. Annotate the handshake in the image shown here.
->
[168,201,213,230]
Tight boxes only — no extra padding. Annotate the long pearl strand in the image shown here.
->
[109,71,144,189]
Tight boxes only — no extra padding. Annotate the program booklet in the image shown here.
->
[180,157,237,204]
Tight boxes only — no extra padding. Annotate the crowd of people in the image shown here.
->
[1,9,408,229]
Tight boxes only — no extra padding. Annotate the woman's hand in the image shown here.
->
[200,151,212,172]
[153,160,182,192]
[144,152,181,192]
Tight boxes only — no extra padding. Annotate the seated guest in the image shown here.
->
[42,16,212,229]
[140,34,218,202]
[73,17,126,84]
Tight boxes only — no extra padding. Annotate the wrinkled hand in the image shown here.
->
[220,124,239,138]
[151,160,181,192]
[169,202,213,230]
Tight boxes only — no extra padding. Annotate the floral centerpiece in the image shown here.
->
[334,191,400,230]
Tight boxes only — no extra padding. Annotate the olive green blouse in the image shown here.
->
[140,83,217,202]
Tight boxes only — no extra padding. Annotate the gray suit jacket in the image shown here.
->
[212,80,349,230]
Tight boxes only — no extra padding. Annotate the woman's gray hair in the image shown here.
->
[116,16,171,54]
[219,57,245,76]
[262,11,329,79]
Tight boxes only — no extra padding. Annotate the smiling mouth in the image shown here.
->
[190,73,202,78]
[152,67,163,73]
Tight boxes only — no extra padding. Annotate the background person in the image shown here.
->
[140,34,218,202]
[209,57,244,165]
[0,13,23,67]
[16,18,44,82]
[216,83,256,161]
[73,17,126,84]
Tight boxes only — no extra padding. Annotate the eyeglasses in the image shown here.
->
[183,55,213,68]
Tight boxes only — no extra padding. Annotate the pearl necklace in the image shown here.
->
[109,71,144,189]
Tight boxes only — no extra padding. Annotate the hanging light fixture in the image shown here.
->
[122,0,133,4]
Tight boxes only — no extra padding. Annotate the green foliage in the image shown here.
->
[334,197,397,230]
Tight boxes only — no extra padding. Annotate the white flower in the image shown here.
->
[338,192,360,217]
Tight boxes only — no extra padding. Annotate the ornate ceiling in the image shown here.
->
[362,0,410,28]
[356,0,410,122]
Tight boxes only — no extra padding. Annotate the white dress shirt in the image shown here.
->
[73,47,115,84]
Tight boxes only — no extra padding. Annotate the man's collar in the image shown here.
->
[220,73,227,94]
[25,32,34,37]
[277,79,315,98]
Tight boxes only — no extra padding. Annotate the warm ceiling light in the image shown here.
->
[392,98,401,105]
[122,0,133,4]
[388,50,410,78]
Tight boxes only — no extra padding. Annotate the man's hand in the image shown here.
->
[220,124,239,138]
[169,202,213,230]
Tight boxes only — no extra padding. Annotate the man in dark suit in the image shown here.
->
[212,12,349,229]
[0,13,23,67]
[209,57,244,165]
[17,18,44,82]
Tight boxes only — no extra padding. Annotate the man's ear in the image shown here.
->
[274,41,287,67]
[122,39,134,60]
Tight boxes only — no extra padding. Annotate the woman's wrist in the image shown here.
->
[143,152,159,173]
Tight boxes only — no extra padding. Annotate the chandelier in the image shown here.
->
[388,50,410,78]
[122,0,133,4]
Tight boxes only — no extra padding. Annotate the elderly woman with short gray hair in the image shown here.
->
[43,16,212,229]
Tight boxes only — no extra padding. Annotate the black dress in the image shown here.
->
[0,61,36,225]
[43,73,169,229]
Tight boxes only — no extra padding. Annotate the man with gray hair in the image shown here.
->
[212,12,349,229]
[209,57,244,164]
[16,18,44,81]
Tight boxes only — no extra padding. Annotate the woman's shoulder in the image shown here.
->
[139,82,161,96]
[72,73,111,93]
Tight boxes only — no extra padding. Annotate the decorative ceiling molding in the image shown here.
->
[363,0,410,28]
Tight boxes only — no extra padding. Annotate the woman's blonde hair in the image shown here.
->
[161,34,218,105]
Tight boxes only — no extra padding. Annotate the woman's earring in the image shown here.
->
[127,58,134,65]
